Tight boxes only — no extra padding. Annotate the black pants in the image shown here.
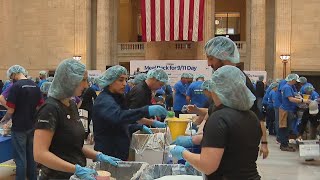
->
[266,107,275,135]
[174,111,182,118]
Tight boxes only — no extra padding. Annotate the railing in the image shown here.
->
[235,41,246,54]
[117,42,145,56]
[174,42,192,49]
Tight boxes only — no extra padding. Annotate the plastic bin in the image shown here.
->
[131,128,171,165]
[138,164,202,180]
[298,140,320,159]
[70,161,149,180]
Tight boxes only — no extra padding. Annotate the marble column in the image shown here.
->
[196,0,215,60]
[246,0,266,71]
[74,0,91,68]
[274,0,292,79]
[96,0,111,71]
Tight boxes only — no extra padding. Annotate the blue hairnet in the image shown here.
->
[40,82,52,94]
[133,73,147,85]
[210,65,256,111]
[298,77,307,84]
[195,74,205,80]
[181,73,189,78]
[304,85,315,92]
[96,65,127,88]
[47,77,54,82]
[276,78,282,83]
[204,36,240,63]
[6,65,27,78]
[187,73,194,79]
[48,59,86,100]
[269,82,279,89]
[201,80,214,91]
[147,68,168,84]
[39,70,47,76]
[285,74,299,82]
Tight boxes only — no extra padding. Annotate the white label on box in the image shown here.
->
[299,144,320,157]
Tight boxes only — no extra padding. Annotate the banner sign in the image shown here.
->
[87,70,102,79]
[130,60,212,86]
[244,71,267,82]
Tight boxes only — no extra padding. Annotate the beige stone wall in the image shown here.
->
[290,0,320,72]
[0,0,91,80]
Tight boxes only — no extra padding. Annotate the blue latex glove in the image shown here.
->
[75,164,97,180]
[185,162,191,167]
[170,145,187,160]
[141,125,153,134]
[96,153,122,167]
[152,120,166,128]
[148,105,168,117]
[172,136,193,147]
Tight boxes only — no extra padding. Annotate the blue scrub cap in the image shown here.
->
[210,65,256,111]
[147,68,169,84]
[48,58,86,100]
[6,65,27,78]
[204,36,240,63]
[96,65,128,89]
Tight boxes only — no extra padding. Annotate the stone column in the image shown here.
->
[274,0,292,79]
[246,0,266,71]
[110,0,119,65]
[96,0,111,71]
[74,0,91,68]
[196,0,215,60]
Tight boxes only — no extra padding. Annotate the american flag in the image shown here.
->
[141,0,205,42]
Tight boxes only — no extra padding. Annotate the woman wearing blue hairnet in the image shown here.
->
[92,65,168,161]
[33,59,121,180]
[170,66,262,180]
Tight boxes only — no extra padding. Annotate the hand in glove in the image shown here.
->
[170,145,187,160]
[141,125,153,134]
[75,164,97,180]
[148,105,168,117]
[96,153,122,167]
[172,136,193,147]
[151,120,166,128]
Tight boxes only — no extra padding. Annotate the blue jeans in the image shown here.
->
[278,111,296,147]
[11,129,37,180]
[274,108,279,140]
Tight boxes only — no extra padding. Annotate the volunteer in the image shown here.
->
[303,85,319,101]
[170,65,262,180]
[40,82,52,100]
[186,74,208,108]
[278,74,308,151]
[34,59,120,180]
[126,68,168,128]
[298,101,320,140]
[173,73,189,117]
[204,36,269,158]
[38,70,48,87]
[266,82,279,135]
[92,65,168,161]
[1,65,42,180]
[132,73,147,86]
[299,76,313,95]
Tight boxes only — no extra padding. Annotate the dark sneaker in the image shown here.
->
[280,145,296,152]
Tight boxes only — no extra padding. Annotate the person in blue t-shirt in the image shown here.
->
[266,83,279,135]
[303,85,319,101]
[173,73,189,117]
[38,70,48,88]
[186,74,208,108]
[279,74,308,152]
[186,73,194,89]
[298,77,313,95]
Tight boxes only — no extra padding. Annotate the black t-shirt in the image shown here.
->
[79,87,97,112]
[299,109,320,135]
[202,106,262,180]
[126,81,152,109]
[255,81,265,98]
[6,79,42,131]
[35,97,86,179]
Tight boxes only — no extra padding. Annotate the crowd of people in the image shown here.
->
[0,36,319,180]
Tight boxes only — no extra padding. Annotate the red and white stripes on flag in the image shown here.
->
[141,0,205,42]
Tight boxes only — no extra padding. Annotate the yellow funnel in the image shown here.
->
[166,117,190,141]
[303,94,310,101]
